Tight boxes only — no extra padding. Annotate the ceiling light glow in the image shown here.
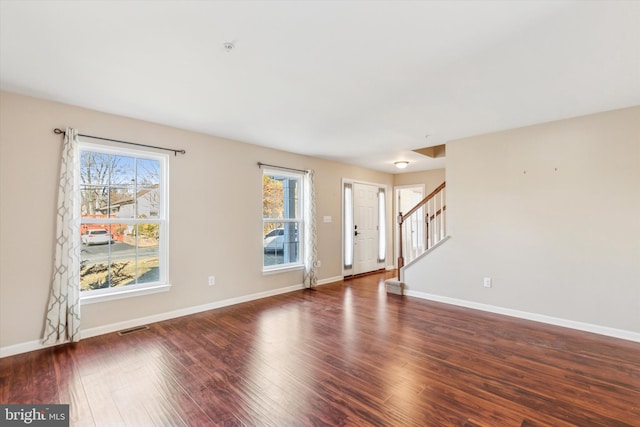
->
[394,161,409,169]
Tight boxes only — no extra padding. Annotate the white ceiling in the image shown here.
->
[1,1,639,173]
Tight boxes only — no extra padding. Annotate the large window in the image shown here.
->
[263,169,303,270]
[79,142,169,301]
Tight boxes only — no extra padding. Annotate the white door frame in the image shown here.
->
[342,178,388,277]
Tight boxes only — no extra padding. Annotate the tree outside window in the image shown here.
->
[263,170,303,269]
[79,143,167,293]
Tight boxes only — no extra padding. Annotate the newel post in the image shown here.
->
[397,212,404,280]
[425,212,430,250]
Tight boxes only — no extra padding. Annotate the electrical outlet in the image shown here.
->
[208,276,216,286]
[483,277,492,288]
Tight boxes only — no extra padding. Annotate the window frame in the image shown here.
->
[262,168,305,273]
[78,141,170,304]
[378,187,386,263]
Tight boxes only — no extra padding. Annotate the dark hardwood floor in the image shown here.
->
[1,271,639,426]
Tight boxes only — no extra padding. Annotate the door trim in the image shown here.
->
[342,178,389,277]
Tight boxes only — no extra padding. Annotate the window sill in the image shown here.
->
[262,264,304,275]
[80,283,171,305]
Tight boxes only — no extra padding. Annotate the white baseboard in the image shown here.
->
[0,277,346,358]
[405,289,640,343]
[81,283,307,340]
[316,275,343,286]
[0,339,46,358]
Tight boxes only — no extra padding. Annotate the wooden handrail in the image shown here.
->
[400,182,446,224]
[397,181,446,280]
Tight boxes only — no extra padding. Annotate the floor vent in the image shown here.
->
[117,325,150,336]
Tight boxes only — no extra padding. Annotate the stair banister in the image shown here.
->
[397,181,446,279]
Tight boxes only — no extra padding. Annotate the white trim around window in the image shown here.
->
[262,168,305,272]
[78,141,170,304]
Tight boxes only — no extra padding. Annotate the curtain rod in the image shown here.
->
[257,162,308,174]
[53,128,186,156]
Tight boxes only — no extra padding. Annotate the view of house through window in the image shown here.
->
[263,169,303,269]
[79,143,168,294]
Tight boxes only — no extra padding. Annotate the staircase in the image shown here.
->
[386,182,446,295]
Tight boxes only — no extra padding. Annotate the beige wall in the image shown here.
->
[393,168,446,193]
[404,107,640,333]
[0,91,394,348]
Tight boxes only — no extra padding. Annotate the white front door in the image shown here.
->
[353,183,379,275]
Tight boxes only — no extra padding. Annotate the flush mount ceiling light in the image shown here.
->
[394,161,409,169]
[223,42,235,52]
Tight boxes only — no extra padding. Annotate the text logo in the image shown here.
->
[1,405,69,426]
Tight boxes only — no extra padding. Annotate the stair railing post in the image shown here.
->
[425,211,430,250]
[397,212,404,280]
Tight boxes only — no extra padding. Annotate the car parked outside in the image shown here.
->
[264,228,284,252]
[82,229,112,245]
[263,227,298,253]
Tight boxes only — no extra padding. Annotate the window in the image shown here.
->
[378,187,386,262]
[343,183,353,269]
[79,142,169,302]
[263,169,303,271]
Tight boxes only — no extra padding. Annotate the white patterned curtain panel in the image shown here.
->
[43,128,81,344]
[303,169,318,288]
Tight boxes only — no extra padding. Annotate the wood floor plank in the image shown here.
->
[1,271,639,426]
[51,345,95,426]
